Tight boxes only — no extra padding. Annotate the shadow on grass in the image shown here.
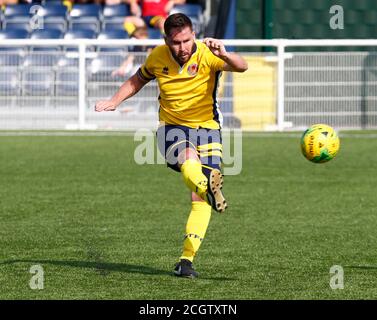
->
[0,259,236,281]
[0,259,170,276]
[344,265,377,271]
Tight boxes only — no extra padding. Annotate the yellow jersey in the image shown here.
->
[137,40,226,129]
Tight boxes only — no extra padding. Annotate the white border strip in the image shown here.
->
[2,39,377,47]
[0,131,377,138]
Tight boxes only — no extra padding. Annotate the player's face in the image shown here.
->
[165,26,195,65]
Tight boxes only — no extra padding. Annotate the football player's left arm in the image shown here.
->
[203,38,248,73]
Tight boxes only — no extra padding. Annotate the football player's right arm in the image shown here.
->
[95,72,148,112]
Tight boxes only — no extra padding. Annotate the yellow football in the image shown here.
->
[301,124,340,163]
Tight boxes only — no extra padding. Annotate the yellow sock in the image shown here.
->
[180,201,212,262]
[62,0,72,11]
[124,22,136,36]
[180,159,208,201]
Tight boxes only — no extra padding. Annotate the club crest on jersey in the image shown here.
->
[187,63,198,76]
[162,66,169,75]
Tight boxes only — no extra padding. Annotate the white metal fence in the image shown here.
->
[285,49,377,130]
[1,39,377,131]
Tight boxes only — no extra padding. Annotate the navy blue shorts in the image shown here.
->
[156,125,223,179]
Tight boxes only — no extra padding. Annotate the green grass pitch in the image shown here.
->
[0,131,377,299]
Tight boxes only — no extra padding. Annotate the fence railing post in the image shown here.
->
[78,42,86,130]
[277,41,286,131]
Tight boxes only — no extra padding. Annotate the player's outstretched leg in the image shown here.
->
[174,200,211,278]
[181,161,227,213]
[206,169,227,213]
[180,158,209,201]
[179,148,227,213]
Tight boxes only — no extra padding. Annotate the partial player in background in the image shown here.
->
[124,0,186,35]
[95,13,248,278]
[111,26,153,114]
[111,26,152,78]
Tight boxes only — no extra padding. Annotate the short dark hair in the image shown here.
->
[164,13,193,37]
